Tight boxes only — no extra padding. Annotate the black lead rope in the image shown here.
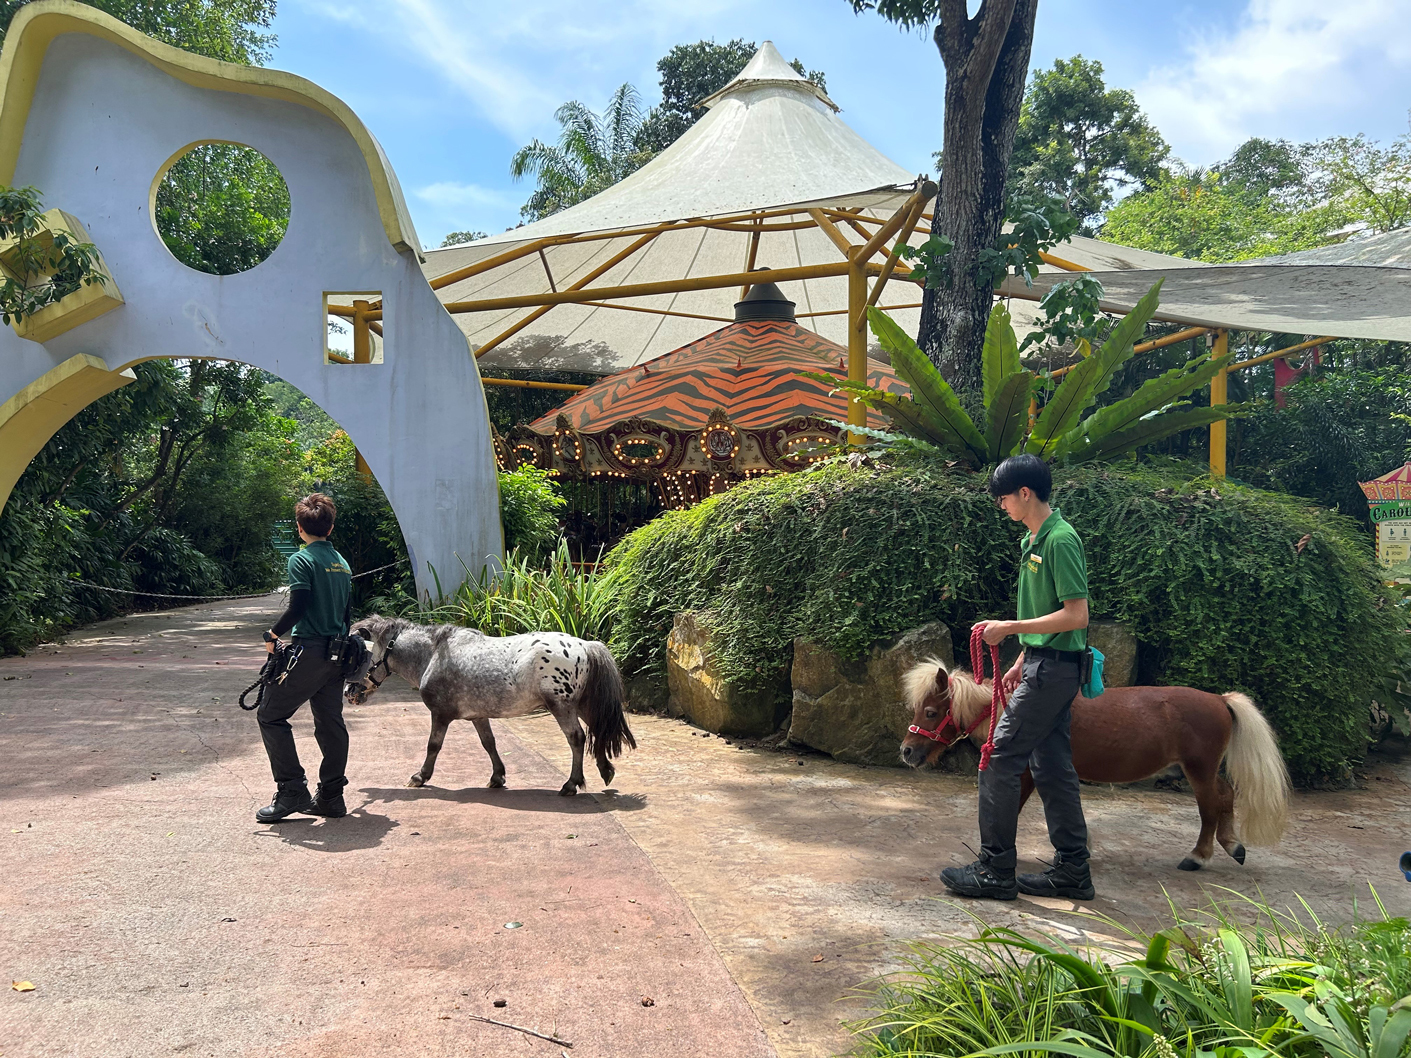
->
[238,642,302,711]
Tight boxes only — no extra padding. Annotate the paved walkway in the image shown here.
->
[3,597,1408,1057]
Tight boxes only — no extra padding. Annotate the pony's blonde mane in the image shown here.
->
[901,657,993,726]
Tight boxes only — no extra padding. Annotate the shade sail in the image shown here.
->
[428,43,1411,373]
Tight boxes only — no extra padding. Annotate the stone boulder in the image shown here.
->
[788,622,954,766]
[666,612,788,735]
[1086,619,1137,688]
[623,669,669,715]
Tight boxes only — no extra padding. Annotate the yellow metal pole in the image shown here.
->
[352,300,371,364]
[480,377,588,392]
[847,245,868,442]
[1227,335,1335,372]
[1209,329,1228,478]
[354,449,372,480]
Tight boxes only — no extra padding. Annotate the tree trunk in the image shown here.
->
[917,0,1039,397]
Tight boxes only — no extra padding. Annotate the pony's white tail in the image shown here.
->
[1222,692,1291,846]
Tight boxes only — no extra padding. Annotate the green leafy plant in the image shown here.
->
[402,539,619,642]
[498,464,567,563]
[0,186,107,325]
[849,888,1411,1058]
[815,280,1236,468]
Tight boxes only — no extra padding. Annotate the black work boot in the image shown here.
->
[940,858,1018,901]
[1018,855,1095,901]
[255,782,316,823]
[309,782,347,819]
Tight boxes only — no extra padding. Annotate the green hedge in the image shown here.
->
[606,461,1407,785]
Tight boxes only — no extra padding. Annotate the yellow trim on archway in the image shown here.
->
[0,354,135,510]
[0,0,422,255]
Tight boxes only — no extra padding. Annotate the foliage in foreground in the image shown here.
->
[850,889,1411,1058]
[605,460,1407,784]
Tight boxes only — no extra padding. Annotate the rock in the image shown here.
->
[1087,619,1137,688]
[788,622,953,766]
[623,668,669,715]
[666,612,787,735]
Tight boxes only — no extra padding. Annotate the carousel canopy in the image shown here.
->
[500,280,907,505]
[1360,462,1411,503]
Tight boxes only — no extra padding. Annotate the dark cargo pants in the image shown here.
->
[256,638,349,791]
[978,653,1089,871]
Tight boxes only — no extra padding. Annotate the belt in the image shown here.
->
[1025,645,1085,664]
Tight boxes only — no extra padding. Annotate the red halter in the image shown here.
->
[906,625,1010,772]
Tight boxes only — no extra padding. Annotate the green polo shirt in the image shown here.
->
[1016,508,1088,652]
[287,540,352,639]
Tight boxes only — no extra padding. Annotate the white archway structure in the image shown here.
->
[0,1,501,599]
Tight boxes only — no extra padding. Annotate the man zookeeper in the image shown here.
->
[941,454,1095,901]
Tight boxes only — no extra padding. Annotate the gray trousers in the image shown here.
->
[978,653,1089,871]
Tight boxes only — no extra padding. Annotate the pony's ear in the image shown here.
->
[353,626,372,641]
[934,667,950,694]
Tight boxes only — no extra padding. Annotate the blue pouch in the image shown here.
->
[1081,646,1105,698]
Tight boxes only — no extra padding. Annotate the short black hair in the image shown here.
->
[987,454,1052,502]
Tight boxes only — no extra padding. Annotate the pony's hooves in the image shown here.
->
[406,775,425,788]
[1177,857,1203,872]
[1231,843,1246,865]
[598,764,616,786]
[558,782,579,796]
[487,776,506,789]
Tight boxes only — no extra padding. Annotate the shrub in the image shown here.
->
[498,464,567,562]
[849,889,1411,1058]
[605,459,1406,784]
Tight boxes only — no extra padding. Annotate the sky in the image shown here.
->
[268,0,1411,248]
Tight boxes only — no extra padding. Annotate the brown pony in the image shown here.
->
[900,659,1291,871]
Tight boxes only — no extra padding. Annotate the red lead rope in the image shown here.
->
[971,624,1008,772]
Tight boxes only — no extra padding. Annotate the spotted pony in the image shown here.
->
[346,615,636,795]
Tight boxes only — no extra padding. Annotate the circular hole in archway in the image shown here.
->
[154,142,290,275]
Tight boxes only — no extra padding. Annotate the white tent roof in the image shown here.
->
[426,44,1411,374]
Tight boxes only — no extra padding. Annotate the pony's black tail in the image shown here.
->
[578,642,636,775]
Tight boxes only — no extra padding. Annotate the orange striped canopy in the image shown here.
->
[526,318,907,435]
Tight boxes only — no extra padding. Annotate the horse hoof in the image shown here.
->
[406,775,425,788]
[598,763,615,786]
[559,782,579,796]
[1177,857,1203,872]
[487,775,506,789]
[1231,843,1246,865]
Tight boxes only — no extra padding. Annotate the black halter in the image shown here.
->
[364,633,399,690]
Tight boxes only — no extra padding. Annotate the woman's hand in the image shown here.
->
[264,631,277,654]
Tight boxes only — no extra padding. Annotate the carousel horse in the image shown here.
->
[900,658,1291,870]
[346,615,635,795]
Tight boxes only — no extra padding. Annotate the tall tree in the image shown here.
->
[1008,55,1167,233]
[155,143,289,275]
[0,0,277,62]
[634,39,826,154]
[851,0,1039,397]
[510,84,654,221]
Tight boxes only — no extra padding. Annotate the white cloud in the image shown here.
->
[414,181,519,208]
[327,0,750,141]
[1136,0,1411,163]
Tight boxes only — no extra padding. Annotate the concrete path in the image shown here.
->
[0,599,771,1058]
[4,597,1408,1058]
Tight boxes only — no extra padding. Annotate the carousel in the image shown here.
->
[496,278,907,508]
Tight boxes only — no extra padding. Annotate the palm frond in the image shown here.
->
[986,370,1034,462]
[982,302,1021,410]
[1065,406,1235,463]
[867,307,986,463]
